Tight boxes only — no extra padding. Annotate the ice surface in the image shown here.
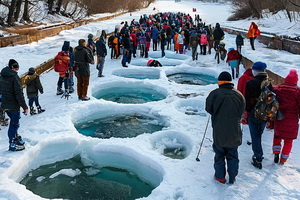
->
[112,68,161,79]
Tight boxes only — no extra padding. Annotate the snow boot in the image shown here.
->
[37,106,45,113]
[56,87,64,95]
[9,135,25,151]
[228,176,236,184]
[81,96,90,101]
[30,107,37,115]
[274,153,280,163]
[214,176,226,184]
[252,157,262,169]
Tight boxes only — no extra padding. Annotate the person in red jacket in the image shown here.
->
[130,31,138,58]
[273,69,300,164]
[226,48,241,79]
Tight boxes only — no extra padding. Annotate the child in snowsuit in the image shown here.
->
[24,68,45,115]
[226,48,241,79]
[273,69,300,164]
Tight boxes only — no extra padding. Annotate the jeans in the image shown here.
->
[122,49,129,66]
[248,111,267,161]
[153,39,158,51]
[192,45,198,60]
[6,111,20,143]
[28,97,40,107]
[97,56,105,76]
[213,144,239,179]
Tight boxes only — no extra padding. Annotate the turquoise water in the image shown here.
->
[20,155,154,200]
[114,73,160,80]
[76,115,166,138]
[167,73,217,85]
[94,88,166,104]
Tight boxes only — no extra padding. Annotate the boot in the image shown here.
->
[252,157,262,169]
[37,106,45,113]
[274,153,279,163]
[30,107,37,115]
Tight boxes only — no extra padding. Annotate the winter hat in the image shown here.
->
[216,23,220,28]
[285,69,298,85]
[218,71,232,85]
[252,61,267,72]
[62,41,70,52]
[228,48,234,52]
[8,59,19,69]
[28,67,35,75]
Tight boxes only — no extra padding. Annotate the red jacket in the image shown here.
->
[274,82,300,139]
[237,68,253,97]
[130,33,138,47]
[227,50,241,62]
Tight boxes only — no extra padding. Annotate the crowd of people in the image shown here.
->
[0,11,298,189]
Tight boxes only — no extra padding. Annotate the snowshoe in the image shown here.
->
[56,87,64,95]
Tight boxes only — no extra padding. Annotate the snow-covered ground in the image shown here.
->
[0,1,300,200]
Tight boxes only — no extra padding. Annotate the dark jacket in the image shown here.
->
[96,38,107,57]
[189,34,199,48]
[245,72,272,112]
[122,36,131,49]
[0,67,28,111]
[25,74,43,98]
[74,45,94,77]
[206,83,245,148]
[213,27,225,41]
[236,34,244,46]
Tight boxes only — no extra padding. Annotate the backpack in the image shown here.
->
[54,52,70,73]
[254,78,279,121]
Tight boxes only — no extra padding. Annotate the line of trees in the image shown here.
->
[0,0,155,26]
[229,0,300,21]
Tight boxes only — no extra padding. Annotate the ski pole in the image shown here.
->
[196,116,210,162]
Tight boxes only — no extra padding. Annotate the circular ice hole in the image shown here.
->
[148,51,190,60]
[130,58,181,66]
[166,67,218,85]
[112,68,160,79]
[177,98,206,116]
[17,142,164,200]
[151,131,193,159]
[75,114,168,139]
[92,81,168,104]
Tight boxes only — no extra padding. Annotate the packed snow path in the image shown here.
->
[0,1,300,200]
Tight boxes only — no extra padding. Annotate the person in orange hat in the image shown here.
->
[273,69,300,164]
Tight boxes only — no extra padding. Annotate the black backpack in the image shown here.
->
[254,78,279,121]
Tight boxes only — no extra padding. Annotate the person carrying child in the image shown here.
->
[227,48,241,79]
[24,68,45,115]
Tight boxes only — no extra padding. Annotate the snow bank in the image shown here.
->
[165,66,219,78]
[176,96,206,116]
[112,68,161,79]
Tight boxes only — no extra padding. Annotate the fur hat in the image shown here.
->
[285,69,298,85]
[252,61,267,72]
[8,59,19,69]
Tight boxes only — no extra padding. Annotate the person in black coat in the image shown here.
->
[245,62,272,169]
[0,59,28,151]
[121,32,131,67]
[213,23,225,50]
[95,37,107,77]
[24,68,45,115]
[74,39,94,101]
[235,33,244,54]
[206,71,245,184]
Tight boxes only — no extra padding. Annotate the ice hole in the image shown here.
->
[18,144,164,200]
[73,105,169,139]
[130,58,181,66]
[112,68,160,79]
[166,68,218,85]
[151,131,193,159]
[148,51,190,60]
[177,98,206,116]
[93,81,168,104]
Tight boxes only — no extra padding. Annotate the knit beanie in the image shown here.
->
[28,67,35,75]
[285,69,298,85]
[62,41,70,52]
[218,71,232,85]
[252,61,267,72]
[8,59,19,69]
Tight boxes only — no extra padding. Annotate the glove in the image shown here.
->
[241,111,249,125]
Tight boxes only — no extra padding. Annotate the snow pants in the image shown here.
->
[76,76,90,98]
[191,45,198,60]
[248,111,267,162]
[273,137,293,163]
[97,56,105,77]
[213,144,239,180]
[6,111,20,144]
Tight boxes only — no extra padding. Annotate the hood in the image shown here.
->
[244,68,254,77]
[1,66,17,78]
